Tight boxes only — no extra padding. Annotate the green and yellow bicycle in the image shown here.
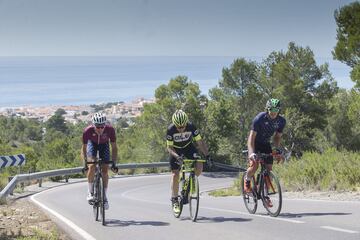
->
[172,157,206,222]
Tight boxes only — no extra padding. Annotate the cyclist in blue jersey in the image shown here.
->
[244,98,286,207]
[166,110,211,213]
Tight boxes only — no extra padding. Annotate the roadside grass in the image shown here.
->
[210,149,360,197]
[276,148,360,192]
[0,227,59,240]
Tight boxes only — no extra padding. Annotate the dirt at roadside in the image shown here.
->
[0,198,71,240]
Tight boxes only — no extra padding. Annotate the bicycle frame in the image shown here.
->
[86,158,114,226]
[173,158,206,221]
[242,152,283,217]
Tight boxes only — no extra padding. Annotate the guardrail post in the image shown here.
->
[38,179,42,187]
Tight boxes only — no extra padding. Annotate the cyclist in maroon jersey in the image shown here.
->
[82,112,118,210]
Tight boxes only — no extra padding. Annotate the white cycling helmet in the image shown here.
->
[92,112,106,125]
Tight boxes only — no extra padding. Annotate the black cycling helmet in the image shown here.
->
[266,98,281,112]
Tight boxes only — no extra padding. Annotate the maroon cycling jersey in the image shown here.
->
[82,124,116,145]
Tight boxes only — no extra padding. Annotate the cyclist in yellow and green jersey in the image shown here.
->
[166,110,211,212]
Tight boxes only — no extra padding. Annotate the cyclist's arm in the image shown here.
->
[110,141,118,164]
[247,130,257,157]
[167,146,181,159]
[273,132,282,148]
[195,139,209,157]
[81,143,87,164]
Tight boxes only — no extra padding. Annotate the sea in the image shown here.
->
[0,56,353,108]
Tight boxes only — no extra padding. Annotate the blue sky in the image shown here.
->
[0,0,355,87]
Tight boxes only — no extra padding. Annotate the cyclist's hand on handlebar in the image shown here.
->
[111,163,119,173]
[249,153,257,161]
[206,155,214,168]
[175,155,184,166]
[272,148,284,163]
[82,166,88,174]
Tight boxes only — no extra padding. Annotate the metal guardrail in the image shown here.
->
[213,162,246,172]
[0,162,169,200]
[0,161,242,200]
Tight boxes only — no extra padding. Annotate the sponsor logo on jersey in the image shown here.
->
[173,132,192,142]
[167,135,173,140]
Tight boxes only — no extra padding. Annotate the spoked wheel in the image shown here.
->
[93,180,99,221]
[262,171,282,217]
[189,175,200,222]
[172,179,184,218]
[241,173,258,214]
[99,177,106,225]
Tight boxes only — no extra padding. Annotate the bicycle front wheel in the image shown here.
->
[93,180,99,221]
[173,179,184,218]
[99,176,106,225]
[189,175,200,222]
[241,172,258,214]
[261,171,282,217]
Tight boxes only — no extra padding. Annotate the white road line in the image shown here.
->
[121,185,305,224]
[284,198,360,204]
[321,226,359,234]
[30,195,96,240]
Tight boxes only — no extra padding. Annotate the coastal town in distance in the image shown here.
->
[0,97,155,124]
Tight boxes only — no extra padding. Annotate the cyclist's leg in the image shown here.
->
[263,143,274,207]
[169,155,181,198]
[263,143,273,172]
[195,162,203,176]
[86,141,97,200]
[99,143,111,198]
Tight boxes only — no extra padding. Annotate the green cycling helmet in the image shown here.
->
[172,110,188,127]
[266,98,281,112]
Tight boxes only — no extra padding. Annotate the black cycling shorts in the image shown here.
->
[255,141,273,165]
[86,141,111,162]
[168,145,199,171]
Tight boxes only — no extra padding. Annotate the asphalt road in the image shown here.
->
[31,173,360,240]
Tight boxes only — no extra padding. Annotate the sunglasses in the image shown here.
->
[269,108,280,113]
[95,124,105,129]
[177,126,186,130]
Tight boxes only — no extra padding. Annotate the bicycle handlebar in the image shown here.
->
[85,160,114,165]
[182,159,206,163]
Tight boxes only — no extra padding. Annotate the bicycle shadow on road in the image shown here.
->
[280,212,352,218]
[105,219,170,227]
[179,216,252,223]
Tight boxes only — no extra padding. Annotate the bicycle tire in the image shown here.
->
[241,172,258,214]
[173,179,184,218]
[189,175,200,222]
[261,171,282,217]
[93,177,100,221]
[99,176,106,225]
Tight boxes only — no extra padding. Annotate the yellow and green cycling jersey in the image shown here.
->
[166,122,202,149]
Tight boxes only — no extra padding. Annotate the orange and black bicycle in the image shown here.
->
[241,152,283,217]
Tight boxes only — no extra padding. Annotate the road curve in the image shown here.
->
[31,173,360,240]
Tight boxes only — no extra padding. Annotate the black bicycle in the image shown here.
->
[172,157,206,222]
[241,152,283,217]
[85,158,115,226]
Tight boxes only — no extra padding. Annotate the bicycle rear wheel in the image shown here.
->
[99,176,106,225]
[189,175,200,222]
[93,179,99,221]
[262,171,282,217]
[241,173,258,214]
